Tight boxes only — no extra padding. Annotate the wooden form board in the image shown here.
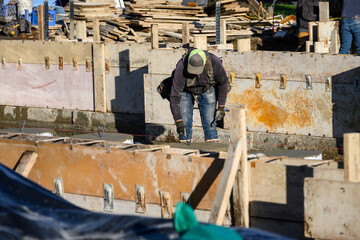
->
[344,133,360,182]
[93,43,107,112]
[304,178,360,239]
[14,151,38,177]
[0,41,92,65]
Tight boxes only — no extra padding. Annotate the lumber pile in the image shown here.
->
[204,0,249,19]
[124,0,205,29]
[98,20,147,42]
[65,2,122,21]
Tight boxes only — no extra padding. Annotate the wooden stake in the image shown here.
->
[194,35,207,50]
[209,140,243,225]
[38,5,44,41]
[14,151,38,177]
[319,2,330,22]
[220,19,226,44]
[344,133,360,182]
[76,20,87,40]
[93,43,107,112]
[151,24,159,49]
[236,38,251,52]
[93,19,100,42]
[182,22,190,45]
[230,104,249,227]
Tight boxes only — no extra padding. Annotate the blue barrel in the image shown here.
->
[54,6,65,23]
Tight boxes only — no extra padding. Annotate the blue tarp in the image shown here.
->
[0,163,293,240]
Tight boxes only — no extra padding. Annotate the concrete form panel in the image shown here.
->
[104,42,151,69]
[304,178,360,239]
[0,40,92,65]
[0,63,94,111]
[106,67,147,114]
[149,49,360,83]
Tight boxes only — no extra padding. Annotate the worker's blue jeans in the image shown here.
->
[180,87,218,141]
[339,19,360,54]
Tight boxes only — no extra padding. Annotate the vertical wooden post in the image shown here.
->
[93,19,100,42]
[182,22,190,45]
[194,35,207,50]
[38,5,44,41]
[76,20,87,40]
[236,38,251,52]
[344,133,360,182]
[230,104,249,227]
[93,43,107,112]
[319,2,329,22]
[151,24,159,49]
[69,0,75,40]
[220,19,226,44]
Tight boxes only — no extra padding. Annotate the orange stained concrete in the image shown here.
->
[228,88,314,131]
[0,138,223,210]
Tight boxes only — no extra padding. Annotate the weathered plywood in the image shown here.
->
[149,49,360,83]
[304,178,360,239]
[0,41,92,65]
[0,138,222,210]
[0,63,94,110]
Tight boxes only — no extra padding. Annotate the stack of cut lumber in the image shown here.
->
[97,20,146,42]
[65,1,122,21]
[124,0,205,30]
[204,0,249,18]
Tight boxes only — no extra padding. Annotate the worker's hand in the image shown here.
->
[211,106,225,127]
[176,120,185,136]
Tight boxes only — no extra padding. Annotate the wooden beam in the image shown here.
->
[38,5,44,41]
[194,35,207,50]
[220,19,226,44]
[76,20,87,40]
[182,22,190,45]
[319,2,329,22]
[229,104,249,227]
[14,151,38,177]
[151,24,159,49]
[236,38,251,52]
[93,19,101,42]
[209,140,243,225]
[93,43,107,112]
[344,133,360,182]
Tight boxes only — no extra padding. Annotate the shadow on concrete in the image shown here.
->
[332,66,360,153]
[249,165,314,239]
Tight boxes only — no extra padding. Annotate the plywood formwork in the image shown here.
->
[0,132,347,238]
[146,49,360,138]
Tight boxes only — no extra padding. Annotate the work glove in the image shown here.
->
[176,121,185,136]
[211,106,225,127]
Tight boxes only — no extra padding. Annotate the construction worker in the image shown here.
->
[169,48,229,143]
[339,0,360,54]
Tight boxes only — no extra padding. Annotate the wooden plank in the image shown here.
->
[14,151,38,177]
[93,19,100,42]
[151,24,159,49]
[38,5,44,41]
[76,20,87,40]
[220,19,226,44]
[344,133,360,182]
[236,38,251,52]
[229,104,249,227]
[182,22,190,45]
[319,2,329,22]
[208,140,243,225]
[194,35,207,50]
[93,43,107,112]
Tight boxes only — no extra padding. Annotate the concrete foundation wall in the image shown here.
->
[146,49,360,138]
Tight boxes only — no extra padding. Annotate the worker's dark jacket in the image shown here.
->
[169,52,228,121]
[297,0,319,33]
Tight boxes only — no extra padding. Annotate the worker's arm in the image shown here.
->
[211,54,228,106]
[170,59,187,122]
